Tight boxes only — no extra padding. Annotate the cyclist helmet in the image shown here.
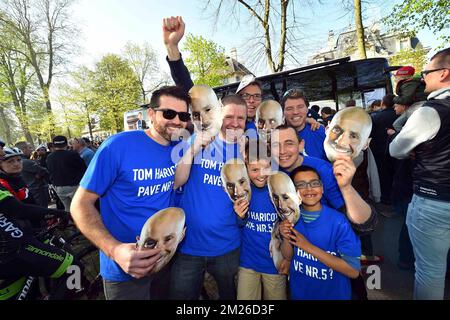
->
[1,147,23,160]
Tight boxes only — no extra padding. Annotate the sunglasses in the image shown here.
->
[156,108,191,122]
[420,68,450,78]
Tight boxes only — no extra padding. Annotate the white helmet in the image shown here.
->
[1,147,23,160]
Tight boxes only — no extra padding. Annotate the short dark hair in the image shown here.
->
[382,94,395,109]
[430,47,450,68]
[244,138,271,163]
[370,99,382,107]
[274,124,301,143]
[149,86,191,111]
[310,105,320,113]
[281,89,309,109]
[289,165,321,182]
[321,107,332,115]
[345,99,356,108]
[221,94,247,108]
[15,141,28,151]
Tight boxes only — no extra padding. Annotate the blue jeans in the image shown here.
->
[170,248,240,300]
[406,194,450,300]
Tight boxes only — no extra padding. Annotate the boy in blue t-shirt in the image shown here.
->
[233,139,287,300]
[280,166,361,300]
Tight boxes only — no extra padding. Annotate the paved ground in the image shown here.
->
[365,205,450,300]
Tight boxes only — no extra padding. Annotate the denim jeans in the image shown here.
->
[170,248,240,300]
[394,199,414,264]
[406,194,450,300]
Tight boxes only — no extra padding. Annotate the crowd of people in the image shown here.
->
[1,15,449,301]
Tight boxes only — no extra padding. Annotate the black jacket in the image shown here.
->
[370,108,398,157]
[46,150,86,186]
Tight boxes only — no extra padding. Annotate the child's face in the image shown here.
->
[292,170,323,208]
[247,159,271,188]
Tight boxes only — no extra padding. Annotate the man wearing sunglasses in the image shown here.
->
[390,47,450,300]
[71,86,191,300]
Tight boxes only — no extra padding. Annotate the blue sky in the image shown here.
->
[71,0,442,76]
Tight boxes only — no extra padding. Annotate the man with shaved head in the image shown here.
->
[324,107,372,162]
[255,100,284,143]
[221,158,252,204]
[268,172,301,224]
[137,208,186,274]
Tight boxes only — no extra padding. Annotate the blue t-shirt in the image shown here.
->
[285,156,345,210]
[289,205,361,300]
[80,131,177,281]
[240,184,279,274]
[298,123,328,161]
[245,121,258,140]
[179,137,242,256]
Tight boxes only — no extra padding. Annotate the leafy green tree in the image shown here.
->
[92,54,141,133]
[384,0,450,47]
[388,48,428,73]
[182,33,230,87]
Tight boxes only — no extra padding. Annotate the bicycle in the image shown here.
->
[0,217,104,300]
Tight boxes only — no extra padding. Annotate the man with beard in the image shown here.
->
[170,95,247,300]
[70,86,191,300]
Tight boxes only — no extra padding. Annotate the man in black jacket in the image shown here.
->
[389,47,450,300]
[370,94,398,205]
[46,136,86,211]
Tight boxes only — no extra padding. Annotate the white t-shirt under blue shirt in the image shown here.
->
[80,131,177,281]
[179,137,242,257]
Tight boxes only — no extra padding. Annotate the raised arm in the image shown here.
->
[163,16,194,92]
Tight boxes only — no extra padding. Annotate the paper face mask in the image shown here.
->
[136,207,186,274]
[324,107,372,162]
[220,158,252,204]
[268,172,301,224]
[255,100,284,142]
[189,85,222,137]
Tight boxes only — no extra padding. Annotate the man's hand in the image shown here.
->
[192,131,215,154]
[111,243,162,279]
[233,199,249,219]
[333,155,356,191]
[306,118,322,131]
[163,16,185,61]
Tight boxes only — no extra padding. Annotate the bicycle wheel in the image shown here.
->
[75,246,104,300]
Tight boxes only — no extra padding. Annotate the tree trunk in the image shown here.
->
[0,106,13,145]
[354,0,367,59]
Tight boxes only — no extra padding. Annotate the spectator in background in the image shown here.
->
[389,47,450,300]
[370,94,398,207]
[308,104,321,121]
[367,100,382,114]
[345,99,356,108]
[82,137,97,152]
[15,141,49,208]
[320,107,334,126]
[35,144,49,169]
[46,135,86,211]
[71,137,95,167]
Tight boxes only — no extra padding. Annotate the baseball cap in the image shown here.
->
[236,74,258,94]
[395,66,415,77]
[52,135,68,146]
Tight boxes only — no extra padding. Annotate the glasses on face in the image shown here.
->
[156,108,191,122]
[420,68,450,78]
[241,93,262,101]
[295,179,322,189]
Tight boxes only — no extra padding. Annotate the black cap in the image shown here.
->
[52,135,68,146]
[0,139,5,148]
